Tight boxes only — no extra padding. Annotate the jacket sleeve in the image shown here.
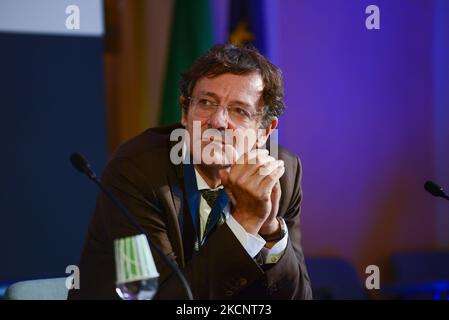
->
[256,156,312,299]
[68,157,264,300]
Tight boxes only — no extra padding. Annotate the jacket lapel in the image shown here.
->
[165,158,187,267]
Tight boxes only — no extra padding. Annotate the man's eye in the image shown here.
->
[232,107,251,117]
[199,99,214,106]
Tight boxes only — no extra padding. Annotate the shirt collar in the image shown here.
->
[182,141,224,191]
[194,167,223,191]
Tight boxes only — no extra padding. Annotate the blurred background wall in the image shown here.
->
[277,0,439,283]
[1,0,448,292]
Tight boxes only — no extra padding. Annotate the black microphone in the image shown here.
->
[70,152,193,300]
[424,180,449,201]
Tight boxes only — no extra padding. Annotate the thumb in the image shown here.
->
[219,169,236,206]
[219,169,230,187]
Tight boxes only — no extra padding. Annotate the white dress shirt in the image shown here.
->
[194,168,288,264]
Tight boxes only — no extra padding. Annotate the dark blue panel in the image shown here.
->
[0,33,106,281]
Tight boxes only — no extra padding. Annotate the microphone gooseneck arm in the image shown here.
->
[424,180,449,202]
[70,152,193,300]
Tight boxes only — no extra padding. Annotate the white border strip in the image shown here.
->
[0,0,104,37]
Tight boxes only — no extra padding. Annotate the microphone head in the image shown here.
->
[70,152,96,179]
[424,180,445,197]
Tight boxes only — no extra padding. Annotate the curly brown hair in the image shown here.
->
[180,43,285,127]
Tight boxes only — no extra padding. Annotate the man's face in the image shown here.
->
[181,72,275,167]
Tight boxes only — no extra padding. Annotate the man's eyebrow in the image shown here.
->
[197,91,220,100]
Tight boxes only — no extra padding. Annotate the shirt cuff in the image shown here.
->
[226,214,266,258]
[264,220,288,264]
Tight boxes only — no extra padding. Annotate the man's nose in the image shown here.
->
[207,106,229,130]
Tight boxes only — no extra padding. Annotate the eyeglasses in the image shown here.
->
[187,97,264,124]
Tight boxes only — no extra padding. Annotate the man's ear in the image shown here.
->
[257,117,278,147]
[180,96,188,127]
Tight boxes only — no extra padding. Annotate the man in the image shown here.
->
[69,44,312,300]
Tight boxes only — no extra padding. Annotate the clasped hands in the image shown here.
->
[219,149,284,245]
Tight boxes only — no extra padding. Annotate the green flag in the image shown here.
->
[159,0,214,125]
